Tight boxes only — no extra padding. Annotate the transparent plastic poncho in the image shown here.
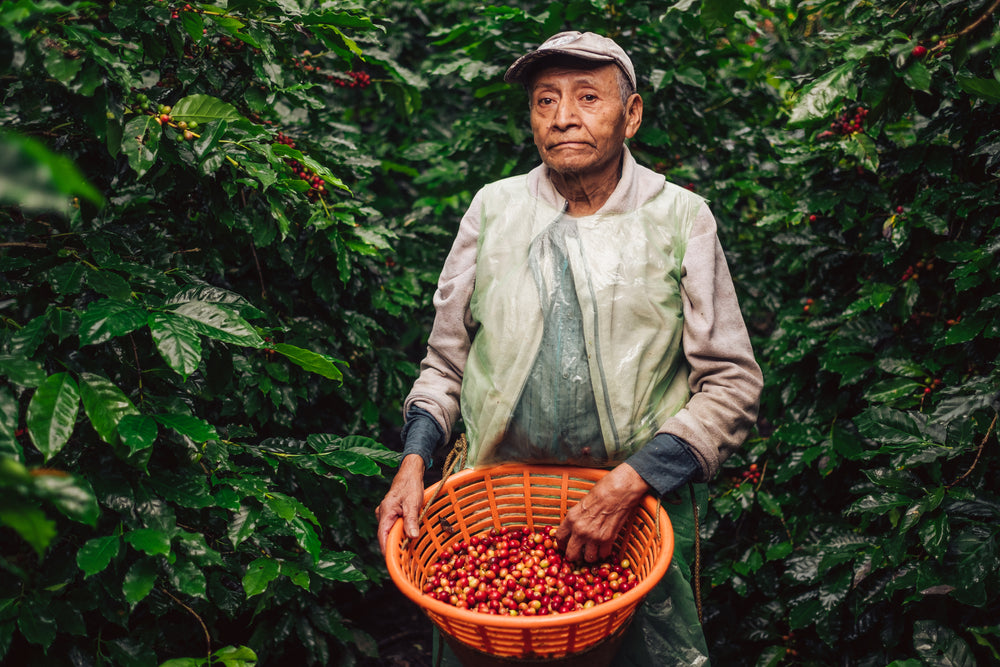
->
[461,176,705,468]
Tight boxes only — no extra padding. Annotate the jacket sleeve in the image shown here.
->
[658,202,763,481]
[402,190,484,440]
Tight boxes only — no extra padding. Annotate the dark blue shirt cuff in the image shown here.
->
[625,433,701,497]
[401,406,445,468]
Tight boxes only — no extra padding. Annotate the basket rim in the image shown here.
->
[385,463,674,630]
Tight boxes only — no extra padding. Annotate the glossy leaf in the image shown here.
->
[122,558,158,606]
[122,115,161,178]
[78,299,148,347]
[171,94,243,124]
[273,343,344,382]
[0,354,46,387]
[788,62,854,125]
[0,504,57,557]
[313,551,366,583]
[228,503,261,549]
[243,557,280,598]
[149,312,203,378]
[170,301,263,347]
[154,413,218,443]
[913,621,978,667]
[76,535,120,577]
[124,528,172,557]
[0,387,20,458]
[26,372,80,461]
[166,558,207,599]
[117,413,158,456]
[79,373,139,444]
[32,473,99,526]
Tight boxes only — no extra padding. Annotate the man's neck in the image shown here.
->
[549,153,623,217]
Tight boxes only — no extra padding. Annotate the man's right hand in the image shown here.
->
[376,453,427,553]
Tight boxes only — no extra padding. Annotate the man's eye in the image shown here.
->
[582,94,597,101]
[537,97,554,105]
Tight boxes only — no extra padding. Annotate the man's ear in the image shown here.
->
[624,93,643,139]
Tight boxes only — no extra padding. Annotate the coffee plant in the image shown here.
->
[0,0,428,663]
[2,0,998,665]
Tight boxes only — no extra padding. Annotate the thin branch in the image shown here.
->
[0,242,47,249]
[941,0,1000,40]
[946,411,997,490]
[129,334,143,399]
[160,587,212,661]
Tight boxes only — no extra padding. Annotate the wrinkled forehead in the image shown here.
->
[525,56,622,90]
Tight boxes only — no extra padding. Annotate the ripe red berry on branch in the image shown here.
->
[912,45,927,58]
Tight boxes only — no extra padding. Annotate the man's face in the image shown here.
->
[528,62,642,179]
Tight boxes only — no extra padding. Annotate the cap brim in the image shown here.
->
[503,49,617,84]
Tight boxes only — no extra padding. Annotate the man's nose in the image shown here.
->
[552,99,580,129]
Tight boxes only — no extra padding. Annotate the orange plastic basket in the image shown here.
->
[385,464,674,659]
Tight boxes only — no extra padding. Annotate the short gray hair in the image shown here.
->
[614,65,636,107]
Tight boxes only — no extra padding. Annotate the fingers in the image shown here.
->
[376,503,400,554]
[376,458,427,553]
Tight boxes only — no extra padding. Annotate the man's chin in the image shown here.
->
[543,157,597,176]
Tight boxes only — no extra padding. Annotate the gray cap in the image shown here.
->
[504,31,637,89]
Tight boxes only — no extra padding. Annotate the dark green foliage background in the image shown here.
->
[1,0,998,665]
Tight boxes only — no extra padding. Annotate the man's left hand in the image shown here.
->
[555,463,650,562]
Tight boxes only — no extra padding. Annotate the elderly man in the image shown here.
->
[377,31,762,665]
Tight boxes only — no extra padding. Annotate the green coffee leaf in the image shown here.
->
[956,74,1000,102]
[855,406,932,445]
[179,9,203,42]
[123,559,158,606]
[170,94,242,124]
[273,343,344,382]
[166,285,263,318]
[0,354,46,387]
[0,130,103,209]
[170,301,263,347]
[32,473,99,526]
[864,376,921,404]
[289,516,320,562]
[0,387,20,458]
[124,527,172,557]
[242,557,279,598]
[26,372,80,460]
[789,62,855,126]
[79,373,139,444]
[122,115,161,178]
[149,312,202,378]
[167,558,207,599]
[118,413,158,456]
[48,262,86,295]
[154,413,218,443]
[212,645,258,662]
[281,560,310,591]
[78,299,148,347]
[87,268,132,300]
[312,551,365,583]
[76,535,120,576]
[0,504,57,558]
[903,61,931,93]
[913,620,977,667]
[228,503,261,548]
[16,600,57,649]
[48,308,80,343]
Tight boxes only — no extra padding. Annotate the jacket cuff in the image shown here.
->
[401,406,446,468]
[625,433,700,497]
